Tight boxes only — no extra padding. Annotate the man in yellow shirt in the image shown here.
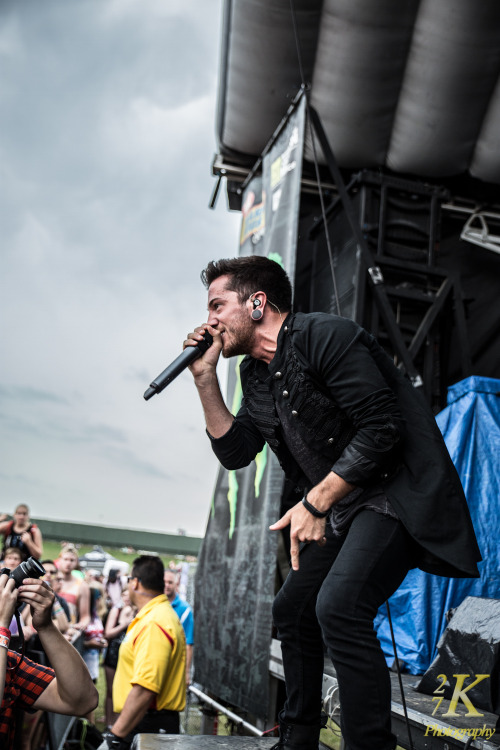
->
[102,555,186,749]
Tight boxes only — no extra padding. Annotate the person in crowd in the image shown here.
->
[0,569,98,746]
[82,587,107,682]
[57,544,91,632]
[176,562,191,600]
[105,568,124,610]
[82,586,107,725]
[164,569,194,686]
[103,589,136,729]
[86,569,108,622]
[41,559,71,626]
[11,563,61,749]
[0,547,41,654]
[15,558,69,750]
[100,555,186,749]
[13,561,71,748]
[0,504,43,561]
[19,562,72,660]
[1,547,23,571]
[184,255,481,750]
[1,548,24,652]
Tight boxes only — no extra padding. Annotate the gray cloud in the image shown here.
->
[0,0,241,535]
[0,385,69,405]
[100,445,171,480]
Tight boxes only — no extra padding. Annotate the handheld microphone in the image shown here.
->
[143,331,213,401]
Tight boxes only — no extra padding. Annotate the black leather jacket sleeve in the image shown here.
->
[207,405,265,470]
[292,315,403,485]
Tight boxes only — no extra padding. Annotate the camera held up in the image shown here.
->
[0,556,46,588]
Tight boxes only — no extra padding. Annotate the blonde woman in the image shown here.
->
[57,545,90,632]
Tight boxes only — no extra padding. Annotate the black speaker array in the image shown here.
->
[306,171,466,412]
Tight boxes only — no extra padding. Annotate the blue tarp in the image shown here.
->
[375,376,500,675]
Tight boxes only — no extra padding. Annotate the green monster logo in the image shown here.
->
[268,252,285,269]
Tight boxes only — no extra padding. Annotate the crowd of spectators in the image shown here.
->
[0,504,195,747]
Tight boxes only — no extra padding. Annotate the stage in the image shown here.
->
[132,738,276,750]
[131,651,499,750]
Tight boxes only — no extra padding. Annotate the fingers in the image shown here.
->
[0,575,17,596]
[290,535,325,570]
[0,576,19,625]
[270,505,327,571]
[184,325,223,377]
[290,535,300,571]
[19,577,50,588]
[18,579,54,603]
[269,512,300,569]
[21,587,53,602]
[269,512,291,531]
[184,327,205,349]
[184,325,220,348]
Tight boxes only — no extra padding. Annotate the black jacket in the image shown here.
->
[210,313,481,578]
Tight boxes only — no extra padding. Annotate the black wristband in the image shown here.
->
[302,496,330,518]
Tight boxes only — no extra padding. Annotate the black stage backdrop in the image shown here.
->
[194,97,305,719]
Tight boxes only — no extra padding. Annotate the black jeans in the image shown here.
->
[272,510,416,750]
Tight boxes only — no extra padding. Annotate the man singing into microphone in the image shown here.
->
[185,255,480,750]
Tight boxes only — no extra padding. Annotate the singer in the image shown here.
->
[185,255,481,750]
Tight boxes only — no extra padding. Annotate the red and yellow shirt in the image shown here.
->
[113,594,186,713]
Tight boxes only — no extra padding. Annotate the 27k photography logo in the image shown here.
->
[424,673,496,742]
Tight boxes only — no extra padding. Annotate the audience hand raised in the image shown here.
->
[17,578,55,631]
[0,572,17,629]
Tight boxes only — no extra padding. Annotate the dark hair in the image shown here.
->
[201,256,292,312]
[41,559,56,567]
[107,568,119,584]
[89,585,102,618]
[131,555,164,593]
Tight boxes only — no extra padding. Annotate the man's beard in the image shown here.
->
[221,311,256,358]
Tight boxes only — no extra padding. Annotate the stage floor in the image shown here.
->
[132,738,277,750]
[321,661,499,750]
[132,643,499,750]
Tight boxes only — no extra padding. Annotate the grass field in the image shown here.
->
[94,667,107,732]
[41,538,187,571]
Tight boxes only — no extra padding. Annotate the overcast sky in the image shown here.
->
[0,0,241,537]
